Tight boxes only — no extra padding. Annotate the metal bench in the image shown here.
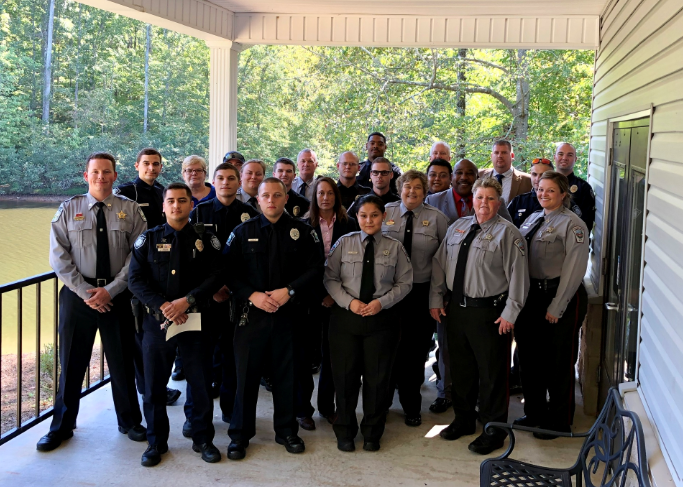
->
[480,388,651,487]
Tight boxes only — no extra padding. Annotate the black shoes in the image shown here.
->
[468,431,506,455]
[260,377,273,392]
[227,440,249,460]
[171,367,185,381]
[363,439,380,452]
[192,442,221,463]
[513,415,541,428]
[429,398,452,413]
[319,411,337,424]
[119,424,147,442]
[404,414,422,427]
[182,419,192,438]
[297,416,316,431]
[337,438,355,452]
[439,421,476,441]
[141,443,168,467]
[36,430,73,452]
[275,434,305,453]
[166,387,181,405]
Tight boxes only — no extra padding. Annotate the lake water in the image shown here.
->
[0,201,60,355]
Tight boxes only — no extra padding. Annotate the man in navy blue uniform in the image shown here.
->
[128,182,223,467]
[188,162,258,427]
[273,157,311,218]
[223,178,324,460]
[357,132,402,194]
[554,142,596,232]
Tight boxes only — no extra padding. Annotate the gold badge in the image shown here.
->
[195,239,204,252]
[570,185,578,193]
[241,212,250,222]
[484,234,493,240]
[386,220,395,225]
[383,250,390,256]
[290,228,300,240]
[117,210,126,220]
[293,206,300,216]
[422,220,430,227]
[546,227,555,233]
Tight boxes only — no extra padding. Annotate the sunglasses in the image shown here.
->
[531,158,552,165]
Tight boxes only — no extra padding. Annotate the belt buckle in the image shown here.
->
[96,278,107,287]
[460,296,467,307]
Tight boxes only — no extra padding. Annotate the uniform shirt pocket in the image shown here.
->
[472,239,499,266]
[67,220,93,248]
[340,252,363,279]
[109,220,133,249]
[447,233,465,260]
[376,254,397,280]
[152,251,171,283]
[538,232,561,259]
[413,225,439,255]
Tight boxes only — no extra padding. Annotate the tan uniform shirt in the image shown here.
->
[382,202,449,283]
[430,214,529,324]
[49,192,147,300]
[520,207,589,318]
[324,231,413,310]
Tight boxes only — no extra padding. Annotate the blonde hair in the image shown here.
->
[181,155,207,172]
[241,159,267,175]
[472,177,503,198]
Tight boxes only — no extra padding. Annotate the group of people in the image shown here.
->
[37,132,595,467]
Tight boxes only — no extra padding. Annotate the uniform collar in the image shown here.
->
[494,167,514,178]
[360,230,379,244]
[297,175,315,185]
[542,206,565,222]
[163,221,193,237]
[87,192,115,210]
[399,202,423,216]
[212,197,237,212]
[258,212,290,229]
[475,214,500,232]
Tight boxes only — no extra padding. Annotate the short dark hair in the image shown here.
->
[163,182,192,199]
[355,194,385,214]
[274,157,296,171]
[427,158,452,175]
[259,177,287,194]
[136,148,162,163]
[213,162,240,181]
[371,157,392,170]
[367,132,386,143]
[493,140,512,151]
[85,152,116,172]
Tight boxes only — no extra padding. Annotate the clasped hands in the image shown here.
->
[249,288,290,313]
[159,297,190,327]
[350,299,382,317]
[85,288,113,313]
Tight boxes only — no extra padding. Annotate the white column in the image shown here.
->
[206,40,241,176]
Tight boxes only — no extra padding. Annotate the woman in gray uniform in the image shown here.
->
[382,170,449,427]
[324,194,413,453]
[514,171,589,439]
[430,177,529,455]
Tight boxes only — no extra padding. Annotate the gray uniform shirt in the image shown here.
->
[235,187,262,214]
[324,231,413,310]
[430,214,530,324]
[425,189,512,225]
[520,207,589,318]
[49,192,147,300]
[292,175,317,201]
[381,202,449,283]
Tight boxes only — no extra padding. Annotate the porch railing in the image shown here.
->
[0,272,110,446]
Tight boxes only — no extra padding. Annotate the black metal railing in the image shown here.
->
[0,272,110,445]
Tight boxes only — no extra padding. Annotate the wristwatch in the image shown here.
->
[286,285,295,297]
[185,294,196,306]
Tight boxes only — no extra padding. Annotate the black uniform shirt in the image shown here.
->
[115,177,165,228]
[223,213,324,305]
[358,159,402,194]
[337,180,371,210]
[190,197,258,247]
[346,190,401,220]
[284,189,311,219]
[567,172,596,231]
[128,222,223,313]
[507,190,542,228]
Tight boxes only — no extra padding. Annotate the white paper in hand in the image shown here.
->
[165,313,201,341]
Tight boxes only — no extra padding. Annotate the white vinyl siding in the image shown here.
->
[590,0,683,484]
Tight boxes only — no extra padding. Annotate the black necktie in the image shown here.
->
[451,223,480,305]
[495,173,504,185]
[248,196,258,209]
[403,210,414,258]
[95,202,111,280]
[359,236,375,304]
[267,225,281,290]
[298,182,307,196]
[524,217,545,255]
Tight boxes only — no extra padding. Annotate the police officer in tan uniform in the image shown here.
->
[430,177,529,455]
[513,171,589,439]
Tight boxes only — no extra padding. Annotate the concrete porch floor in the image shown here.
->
[0,358,594,487]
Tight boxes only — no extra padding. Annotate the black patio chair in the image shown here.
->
[480,388,651,487]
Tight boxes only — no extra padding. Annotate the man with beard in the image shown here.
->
[479,141,531,205]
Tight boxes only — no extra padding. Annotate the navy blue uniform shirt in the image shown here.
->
[284,189,311,219]
[507,190,542,228]
[115,177,165,228]
[567,172,596,231]
[190,197,258,247]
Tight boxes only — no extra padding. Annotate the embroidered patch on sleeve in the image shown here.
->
[572,225,585,243]
[134,234,146,249]
[311,230,320,244]
[514,238,526,256]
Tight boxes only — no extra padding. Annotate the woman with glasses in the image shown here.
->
[381,170,449,427]
[513,171,589,439]
[507,158,554,228]
[324,194,412,453]
[182,155,215,206]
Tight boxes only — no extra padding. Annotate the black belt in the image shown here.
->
[459,292,508,308]
[144,305,199,321]
[530,277,561,292]
[83,276,114,288]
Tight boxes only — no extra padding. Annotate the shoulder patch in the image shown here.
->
[571,205,583,217]
[329,238,342,257]
[514,238,526,256]
[113,187,121,195]
[311,229,320,244]
[52,205,64,223]
[134,233,146,249]
[137,207,147,222]
[226,232,235,247]
[210,235,221,250]
[572,225,585,243]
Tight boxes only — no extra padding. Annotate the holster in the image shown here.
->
[130,297,143,333]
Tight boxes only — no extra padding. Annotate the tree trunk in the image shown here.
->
[455,48,468,160]
[162,29,170,122]
[143,24,151,133]
[512,49,530,159]
[74,6,82,129]
[42,0,56,125]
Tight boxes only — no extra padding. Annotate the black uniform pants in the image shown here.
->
[316,305,335,416]
[50,287,141,434]
[447,300,511,426]
[142,316,214,446]
[133,329,145,395]
[391,282,434,416]
[329,305,399,442]
[294,304,315,419]
[229,307,297,442]
[515,284,588,429]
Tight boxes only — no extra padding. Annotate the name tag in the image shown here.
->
[157,244,172,252]
[139,203,149,207]
[248,238,259,242]
[347,251,358,254]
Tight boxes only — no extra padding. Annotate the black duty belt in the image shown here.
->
[460,292,508,308]
[145,305,199,321]
[83,276,114,288]
[530,277,561,292]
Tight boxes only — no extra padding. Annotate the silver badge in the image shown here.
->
[241,212,250,222]
[290,228,300,240]
[210,235,221,250]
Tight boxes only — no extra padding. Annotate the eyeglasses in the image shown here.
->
[183,168,206,175]
[370,170,391,176]
[531,158,552,165]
